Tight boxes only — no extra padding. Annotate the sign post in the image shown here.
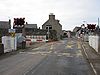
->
[8,29,17,50]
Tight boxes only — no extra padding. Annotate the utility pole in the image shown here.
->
[98,18,99,27]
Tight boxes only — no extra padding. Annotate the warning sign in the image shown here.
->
[9,29,16,37]
[11,33,15,37]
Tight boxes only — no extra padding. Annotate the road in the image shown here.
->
[0,38,94,75]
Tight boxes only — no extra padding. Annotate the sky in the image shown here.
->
[0,0,100,30]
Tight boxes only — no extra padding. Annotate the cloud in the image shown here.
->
[0,0,100,30]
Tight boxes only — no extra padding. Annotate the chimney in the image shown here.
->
[56,19,60,23]
[49,13,55,20]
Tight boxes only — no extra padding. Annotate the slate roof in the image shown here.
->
[25,24,37,29]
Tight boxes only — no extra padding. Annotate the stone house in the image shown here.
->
[42,13,62,40]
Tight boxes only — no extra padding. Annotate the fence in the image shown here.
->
[26,35,47,42]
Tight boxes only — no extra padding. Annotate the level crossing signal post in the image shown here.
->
[13,18,25,36]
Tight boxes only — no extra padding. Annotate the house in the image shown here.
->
[62,30,75,38]
[0,20,11,43]
[42,13,62,40]
[0,20,11,36]
[73,26,81,33]
[26,28,57,42]
[73,26,81,38]
[25,24,37,35]
[14,23,37,34]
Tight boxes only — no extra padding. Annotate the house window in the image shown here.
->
[46,27,48,29]
[64,33,66,35]
[46,26,52,29]
[49,27,52,29]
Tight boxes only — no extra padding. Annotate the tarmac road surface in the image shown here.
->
[0,38,94,75]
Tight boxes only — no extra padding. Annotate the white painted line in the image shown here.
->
[41,53,47,56]
[32,48,40,50]
[54,51,57,54]
[50,43,53,50]
[57,54,62,56]
[19,52,25,54]
[90,63,97,75]
[20,51,52,55]
[82,45,89,58]
[82,45,97,75]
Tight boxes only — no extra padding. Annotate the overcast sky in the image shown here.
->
[0,0,100,30]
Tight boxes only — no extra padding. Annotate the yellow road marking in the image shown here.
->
[77,42,81,49]
[66,41,72,48]
[66,45,72,48]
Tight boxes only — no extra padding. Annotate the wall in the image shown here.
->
[89,35,100,52]
[2,36,17,53]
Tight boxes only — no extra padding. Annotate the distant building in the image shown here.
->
[25,23,58,40]
[0,20,11,43]
[62,30,68,38]
[62,30,74,38]
[0,20,11,36]
[25,24,37,35]
[42,13,62,40]
[73,26,81,33]
[14,23,37,34]
[73,26,81,37]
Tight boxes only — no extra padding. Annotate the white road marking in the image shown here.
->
[61,53,70,56]
[50,43,53,50]
[54,51,57,54]
[41,53,47,56]
[57,54,62,56]
[82,45,97,75]
[32,48,40,50]
[55,52,74,57]
[19,51,52,55]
